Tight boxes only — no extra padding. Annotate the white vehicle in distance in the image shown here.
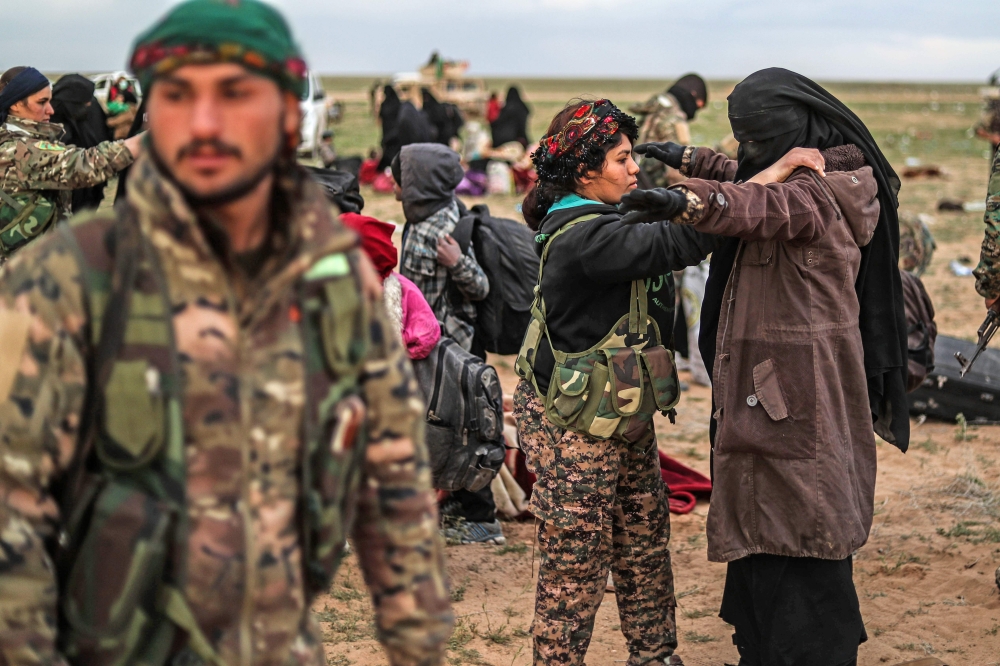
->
[299,72,328,157]
[90,71,143,112]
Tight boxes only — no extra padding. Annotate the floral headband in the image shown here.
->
[532,99,638,184]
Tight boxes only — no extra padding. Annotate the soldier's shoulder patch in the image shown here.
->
[34,141,65,152]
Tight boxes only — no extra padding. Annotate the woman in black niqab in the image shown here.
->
[50,74,113,212]
[377,86,402,170]
[698,67,909,451]
[490,86,530,147]
[667,73,708,121]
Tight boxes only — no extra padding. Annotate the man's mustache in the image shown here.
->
[177,139,242,161]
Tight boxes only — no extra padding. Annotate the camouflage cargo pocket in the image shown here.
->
[99,360,165,470]
[576,362,622,439]
[63,480,170,659]
[640,345,681,411]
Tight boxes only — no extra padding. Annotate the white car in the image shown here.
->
[299,72,328,156]
[90,71,142,112]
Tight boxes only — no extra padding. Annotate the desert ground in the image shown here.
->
[311,78,1000,665]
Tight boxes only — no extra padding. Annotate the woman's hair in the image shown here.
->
[0,67,28,94]
[522,99,637,230]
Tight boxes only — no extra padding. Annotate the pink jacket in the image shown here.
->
[385,273,442,360]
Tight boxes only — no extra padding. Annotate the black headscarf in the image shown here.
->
[698,68,909,451]
[51,74,113,211]
[667,73,708,121]
[377,86,402,170]
[491,86,530,147]
[0,67,50,124]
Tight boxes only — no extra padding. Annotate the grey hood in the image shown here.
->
[396,143,464,223]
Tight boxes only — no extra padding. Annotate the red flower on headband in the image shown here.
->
[285,58,307,79]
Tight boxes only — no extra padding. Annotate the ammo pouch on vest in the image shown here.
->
[0,189,56,257]
[56,214,369,666]
[514,215,680,442]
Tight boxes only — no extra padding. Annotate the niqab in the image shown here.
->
[50,74,112,211]
[699,68,909,451]
[491,86,530,147]
[377,86,402,169]
[667,73,707,121]
[421,88,449,144]
[380,101,435,172]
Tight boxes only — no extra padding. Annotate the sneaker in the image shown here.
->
[442,519,506,545]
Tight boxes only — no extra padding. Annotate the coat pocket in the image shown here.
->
[752,358,789,421]
[718,341,816,460]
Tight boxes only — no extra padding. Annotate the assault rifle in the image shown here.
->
[955,308,1000,377]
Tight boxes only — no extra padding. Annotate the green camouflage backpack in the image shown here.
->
[515,214,680,442]
[54,208,369,666]
[0,189,57,257]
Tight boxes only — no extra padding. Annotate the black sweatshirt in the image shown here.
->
[532,203,721,395]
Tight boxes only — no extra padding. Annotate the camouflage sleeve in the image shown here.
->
[0,233,88,666]
[352,283,452,666]
[3,137,133,192]
[974,148,1000,299]
[447,248,489,302]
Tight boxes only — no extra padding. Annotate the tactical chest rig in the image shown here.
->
[515,214,680,442]
[54,209,369,666]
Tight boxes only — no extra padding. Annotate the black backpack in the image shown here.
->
[449,204,539,355]
[412,338,505,491]
[899,268,937,392]
[305,166,365,214]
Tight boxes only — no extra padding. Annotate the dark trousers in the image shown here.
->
[720,554,866,666]
[449,485,496,523]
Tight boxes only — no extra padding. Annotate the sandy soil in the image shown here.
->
[312,84,1000,666]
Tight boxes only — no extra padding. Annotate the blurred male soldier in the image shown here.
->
[0,66,142,257]
[0,2,452,665]
[629,74,707,187]
[974,71,1000,155]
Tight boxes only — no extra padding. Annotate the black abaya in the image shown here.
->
[490,86,530,147]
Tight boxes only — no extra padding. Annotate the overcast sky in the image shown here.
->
[1,0,998,82]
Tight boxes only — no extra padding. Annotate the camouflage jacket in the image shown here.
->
[974,147,1000,298]
[0,153,451,665]
[630,92,691,188]
[0,116,133,221]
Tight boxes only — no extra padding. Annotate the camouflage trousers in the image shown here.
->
[513,380,677,666]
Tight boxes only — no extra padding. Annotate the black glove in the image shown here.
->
[634,141,686,169]
[619,188,689,225]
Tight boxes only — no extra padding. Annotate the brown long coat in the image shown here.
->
[680,148,881,562]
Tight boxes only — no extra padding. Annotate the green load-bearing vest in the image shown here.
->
[54,210,369,666]
[515,214,681,442]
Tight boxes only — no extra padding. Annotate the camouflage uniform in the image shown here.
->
[974,95,1000,153]
[630,93,690,188]
[974,147,1000,299]
[0,116,134,221]
[513,380,677,666]
[0,152,451,665]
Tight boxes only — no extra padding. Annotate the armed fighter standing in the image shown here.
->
[0,1,452,665]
